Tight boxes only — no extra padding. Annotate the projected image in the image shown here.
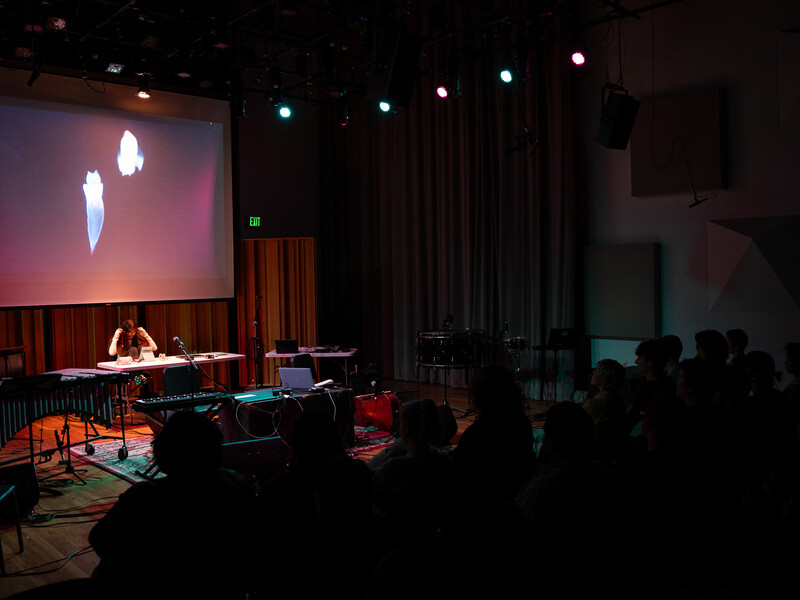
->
[117,130,144,176]
[83,170,105,254]
[0,95,232,308]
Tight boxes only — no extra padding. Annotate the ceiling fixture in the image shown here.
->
[136,74,152,99]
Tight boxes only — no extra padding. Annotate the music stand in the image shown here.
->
[532,328,577,404]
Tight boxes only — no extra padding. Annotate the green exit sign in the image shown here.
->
[249,216,261,227]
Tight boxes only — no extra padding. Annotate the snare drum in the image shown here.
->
[503,336,529,352]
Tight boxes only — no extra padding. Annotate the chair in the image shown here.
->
[0,484,25,576]
[291,353,318,382]
[163,365,201,397]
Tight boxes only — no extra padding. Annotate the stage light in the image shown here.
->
[379,101,392,113]
[436,85,448,99]
[500,68,513,83]
[136,74,151,99]
[571,50,586,66]
[278,105,291,118]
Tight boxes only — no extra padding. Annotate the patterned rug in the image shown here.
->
[69,427,395,484]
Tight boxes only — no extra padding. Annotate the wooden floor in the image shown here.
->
[0,379,548,598]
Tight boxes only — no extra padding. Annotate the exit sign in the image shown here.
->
[249,216,261,227]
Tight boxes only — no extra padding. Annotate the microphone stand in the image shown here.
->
[175,339,199,401]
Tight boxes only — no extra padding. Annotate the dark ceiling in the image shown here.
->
[0,1,681,111]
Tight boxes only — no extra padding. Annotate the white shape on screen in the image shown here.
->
[117,130,144,176]
[83,170,104,254]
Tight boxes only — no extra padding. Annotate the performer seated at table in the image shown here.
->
[108,319,157,359]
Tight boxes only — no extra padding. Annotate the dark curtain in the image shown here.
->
[318,10,577,386]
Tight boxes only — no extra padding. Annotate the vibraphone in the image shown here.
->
[0,368,127,463]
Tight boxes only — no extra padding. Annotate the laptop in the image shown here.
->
[278,367,317,392]
[274,339,299,354]
[139,346,156,361]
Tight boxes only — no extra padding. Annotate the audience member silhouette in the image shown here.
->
[660,333,683,380]
[89,410,256,599]
[368,397,442,472]
[694,328,729,367]
[371,398,453,547]
[516,402,617,599]
[450,364,534,507]
[583,358,628,464]
[254,409,347,597]
[783,342,800,429]
[726,328,749,368]
[626,339,676,436]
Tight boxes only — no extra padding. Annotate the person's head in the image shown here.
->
[152,410,223,479]
[676,358,717,406]
[542,402,594,461]
[725,328,749,357]
[660,334,683,367]
[398,398,441,449]
[784,343,800,376]
[642,392,688,451]
[745,350,778,392]
[694,329,729,365]
[591,359,625,395]
[635,340,668,376]
[120,319,138,347]
[468,364,524,418]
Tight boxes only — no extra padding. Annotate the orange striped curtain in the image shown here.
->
[236,238,318,388]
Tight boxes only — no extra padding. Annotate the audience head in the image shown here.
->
[745,350,778,392]
[541,402,594,461]
[468,364,524,418]
[152,410,223,478]
[635,339,669,376]
[676,358,717,406]
[725,328,748,358]
[694,329,729,365]
[591,358,625,395]
[398,398,441,449]
[660,334,683,365]
[784,342,800,376]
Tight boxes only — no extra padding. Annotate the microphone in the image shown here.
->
[371,380,378,399]
[173,336,185,348]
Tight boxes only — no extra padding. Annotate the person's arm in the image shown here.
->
[108,328,123,356]
[138,327,157,352]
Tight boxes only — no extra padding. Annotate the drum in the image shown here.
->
[416,330,484,368]
[503,336,529,352]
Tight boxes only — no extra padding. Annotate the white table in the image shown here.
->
[97,352,245,374]
[97,353,245,421]
[265,347,357,386]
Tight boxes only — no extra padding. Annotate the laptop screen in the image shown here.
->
[275,339,299,354]
[278,367,316,391]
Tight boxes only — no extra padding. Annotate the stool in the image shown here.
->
[0,484,25,576]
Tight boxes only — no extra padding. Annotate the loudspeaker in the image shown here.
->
[221,437,289,482]
[367,29,423,108]
[0,463,38,523]
[596,93,640,150]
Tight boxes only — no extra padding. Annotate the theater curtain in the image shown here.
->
[318,24,578,383]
